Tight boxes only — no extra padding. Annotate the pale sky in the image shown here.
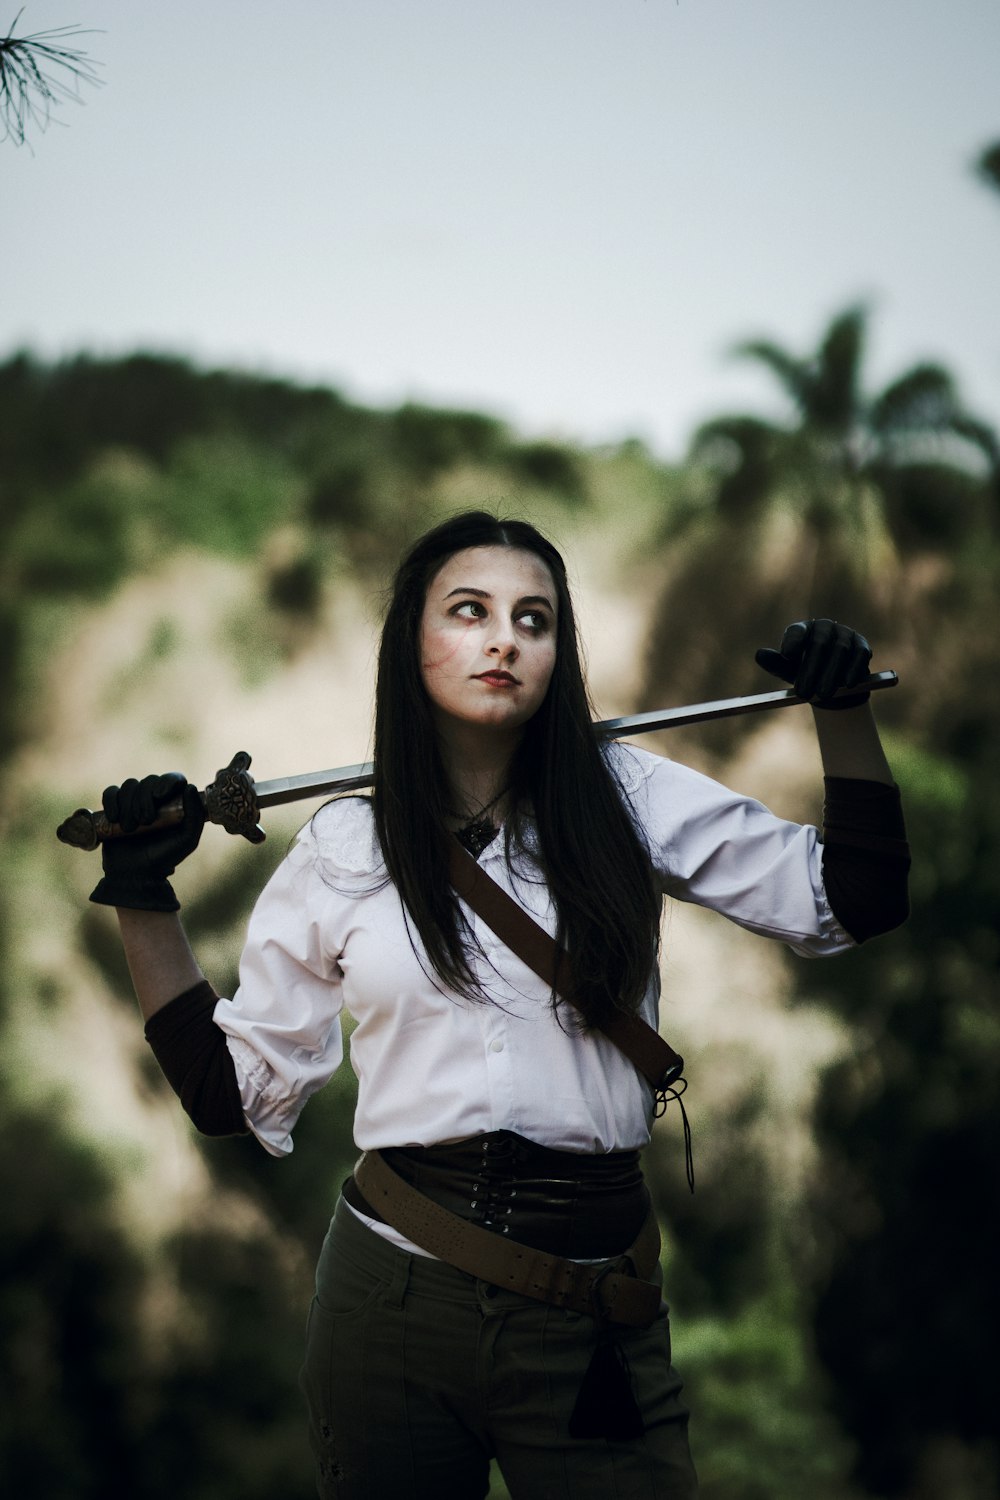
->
[4,0,999,459]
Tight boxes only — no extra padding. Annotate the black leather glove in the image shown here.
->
[89,773,205,911]
[755,619,873,709]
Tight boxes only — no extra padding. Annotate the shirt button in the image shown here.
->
[489,1039,505,1053]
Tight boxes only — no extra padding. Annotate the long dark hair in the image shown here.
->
[373,509,660,1030]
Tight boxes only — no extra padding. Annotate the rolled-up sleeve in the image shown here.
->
[614,745,855,957]
[212,840,347,1156]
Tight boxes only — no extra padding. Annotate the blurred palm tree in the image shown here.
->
[976,140,1000,197]
[643,305,997,732]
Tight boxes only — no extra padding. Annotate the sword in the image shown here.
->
[56,671,898,851]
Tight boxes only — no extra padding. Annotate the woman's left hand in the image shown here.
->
[755,619,873,709]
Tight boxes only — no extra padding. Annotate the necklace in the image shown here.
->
[455,816,500,858]
[450,784,509,859]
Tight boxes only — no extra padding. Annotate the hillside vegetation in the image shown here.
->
[1,340,998,1500]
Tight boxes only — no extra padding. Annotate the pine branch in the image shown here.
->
[1,8,102,147]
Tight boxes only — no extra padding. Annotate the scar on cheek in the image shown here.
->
[422,637,463,668]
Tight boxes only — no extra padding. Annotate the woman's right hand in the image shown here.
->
[90,773,205,912]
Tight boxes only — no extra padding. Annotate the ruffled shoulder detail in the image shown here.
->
[298,794,385,878]
[602,740,657,796]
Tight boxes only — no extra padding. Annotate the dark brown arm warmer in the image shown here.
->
[821,777,911,943]
[144,980,249,1137]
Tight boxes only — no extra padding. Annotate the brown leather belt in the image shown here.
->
[353,1148,662,1328]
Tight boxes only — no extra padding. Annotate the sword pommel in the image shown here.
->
[56,808,106,851]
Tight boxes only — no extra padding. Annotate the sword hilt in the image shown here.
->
[56,751,265,851]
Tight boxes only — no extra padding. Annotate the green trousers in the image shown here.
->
[300,1196,699,1499]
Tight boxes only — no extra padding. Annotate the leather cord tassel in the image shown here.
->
[568,1261,646,1440]
[568,1331,644,1440]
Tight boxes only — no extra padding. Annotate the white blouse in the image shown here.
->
[212,745,853,1162]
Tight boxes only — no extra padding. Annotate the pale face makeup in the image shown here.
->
[419,545,558,750]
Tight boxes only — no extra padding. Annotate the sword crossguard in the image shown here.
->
[202,752,265,844]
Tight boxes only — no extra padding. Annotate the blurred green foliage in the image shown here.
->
[795,740,1000,1499]
[637,290,1000,1496]
[0,1061,316,1500]
[0,349,608,755]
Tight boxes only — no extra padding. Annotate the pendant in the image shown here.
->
[456,816,499,858]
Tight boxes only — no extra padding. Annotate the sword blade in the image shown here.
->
[255,762,375,807]
[251,671,898,808]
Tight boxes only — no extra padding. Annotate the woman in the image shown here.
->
[91,510,909,1499]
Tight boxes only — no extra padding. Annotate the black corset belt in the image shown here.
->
[344,1129,650,1260]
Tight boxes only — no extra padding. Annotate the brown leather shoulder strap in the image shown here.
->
[448,837,684,1091]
